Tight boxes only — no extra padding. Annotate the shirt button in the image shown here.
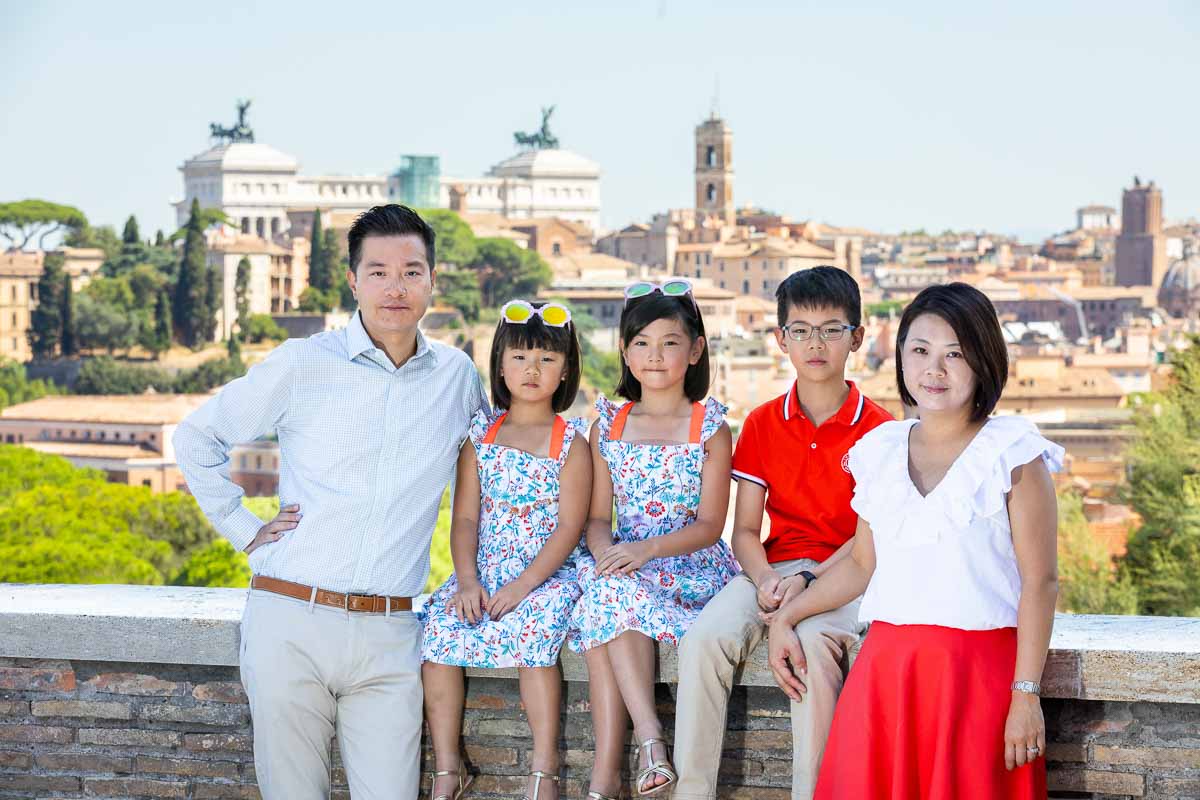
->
[810,443,817,449]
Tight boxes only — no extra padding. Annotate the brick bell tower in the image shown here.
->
[694,115,734,225]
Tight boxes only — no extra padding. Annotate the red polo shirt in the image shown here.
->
[732,381,892,564]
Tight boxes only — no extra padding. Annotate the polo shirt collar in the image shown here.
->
[782,380,865,425]
[346,310,438,367]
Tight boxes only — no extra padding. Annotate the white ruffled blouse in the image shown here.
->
[848,415,1064,630]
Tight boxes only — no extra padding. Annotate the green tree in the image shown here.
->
[1120,337,1200,616]
[425,489,454,593]
[154,230,165,247]
[122,215,141,247]
[141,288,173,357]
[64,224,123,262]
[28,252,65,359]
[0,199,87,250]
[167,207,230,243]
[0,359,59,412]
[470,238,553,308]
[75,293,138,354]
[201,263,221,343]
[298,286,336,313]
[127,263,168,308]
[173,199,209,348]
[308,210,333,291]
[419,209,477,267]
[74,357,174,394]
[242,314,287,343]
[234,257,251,330]
[171,539,250,588]
[1056,491,1138,614]
[172,354,247,393]
[437,269,482,322]
[59,272,76,357]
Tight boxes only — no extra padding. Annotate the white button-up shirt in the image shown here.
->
[173,312,486,596]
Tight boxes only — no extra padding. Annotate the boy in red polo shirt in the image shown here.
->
[673,267,892,800]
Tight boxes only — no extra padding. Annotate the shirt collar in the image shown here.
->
[346,311,437,367]
[782,380,865,425]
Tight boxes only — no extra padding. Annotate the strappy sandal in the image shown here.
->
[528,770,560,799]
[428,762,474,800]
[634,738,677,797]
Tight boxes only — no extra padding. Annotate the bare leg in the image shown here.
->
[606,631,671,793]
[584,644,629,797]
[519,666,562,800]
[422,661,466,798]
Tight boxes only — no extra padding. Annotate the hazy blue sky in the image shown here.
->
[4,1,1198,242]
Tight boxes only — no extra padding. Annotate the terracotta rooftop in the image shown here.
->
[0,395,210,425]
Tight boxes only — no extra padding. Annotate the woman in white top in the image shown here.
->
[767,283,1061,799]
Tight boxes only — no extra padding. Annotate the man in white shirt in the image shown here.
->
[174,205,486,800]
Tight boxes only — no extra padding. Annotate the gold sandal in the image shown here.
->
[634,738,677,797]
[429,762,474,800]
[528,770,560,799]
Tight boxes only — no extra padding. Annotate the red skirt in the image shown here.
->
[814,622,1047,800]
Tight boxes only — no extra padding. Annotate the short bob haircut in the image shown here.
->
[347,204,436,274]
[615,292,710,403]
[895,282,1008,422]
[775,265,862,329]
[488,302,582,413]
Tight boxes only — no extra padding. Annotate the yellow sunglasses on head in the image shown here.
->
[500,300,573,328]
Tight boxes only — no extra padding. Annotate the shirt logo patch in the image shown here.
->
[841,453,851,473]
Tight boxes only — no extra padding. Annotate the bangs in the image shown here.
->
[496,317,573,354]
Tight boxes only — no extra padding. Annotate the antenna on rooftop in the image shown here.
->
[711,75,721,120]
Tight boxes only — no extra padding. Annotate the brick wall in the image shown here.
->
[2,657,1200,799]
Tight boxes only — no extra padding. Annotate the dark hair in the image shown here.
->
[489,303,582,413]
[895,282,1008,422]
[615,293,710,402]
[347,205,436,273]
[775,266,862,328]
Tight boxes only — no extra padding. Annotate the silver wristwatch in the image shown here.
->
[1011,680,1041,695]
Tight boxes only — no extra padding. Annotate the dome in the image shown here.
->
[488,148,600,179]
[1161,245,1200,291]
[183,142,299,172]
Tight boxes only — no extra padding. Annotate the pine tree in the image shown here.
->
[122,215,140,247]
[29,253,65,360]
[59,272,75,357]
[173,200,208,348]
[308,210,331,291]
[154,230,165,247]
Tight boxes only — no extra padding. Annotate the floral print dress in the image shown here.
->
[420,409,586,668]
[568,396,738,652]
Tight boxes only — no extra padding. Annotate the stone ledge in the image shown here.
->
[2,584,1198,704]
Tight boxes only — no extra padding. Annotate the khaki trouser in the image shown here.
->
[673,558,864,800]
[239,588,423,800]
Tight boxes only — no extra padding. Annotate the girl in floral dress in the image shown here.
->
[420,300,591,800]
[569,280,739,799]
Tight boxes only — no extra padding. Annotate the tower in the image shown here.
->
[694,115,734,224]
[1114,176,1166,287]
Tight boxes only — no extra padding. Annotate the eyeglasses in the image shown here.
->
[781,323,859,342]
[500,300,572,327]
[624,279,695,305]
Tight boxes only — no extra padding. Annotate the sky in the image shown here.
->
[3,1,1198,243]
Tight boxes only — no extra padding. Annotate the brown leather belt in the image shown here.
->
[251,576,413,613]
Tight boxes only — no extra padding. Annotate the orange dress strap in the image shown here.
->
[608,403,635,441]
[481,412,508,445]
[688,402,705,444]
[548,416,568,461]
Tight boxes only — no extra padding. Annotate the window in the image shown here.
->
[695,254,701,265]
[706,184,716,204]
[256,455,263,470]
[719,280,726,289]
[3,435,11,443]
[99,431,106,440]
[743,280,750,294]
[706,145,716,167]
[744,260,749,271]
[705,253,711,265]
[10,286,15,301]
[551,242,562,256]
[695,269,702,278]
[720,263,725,272]
[142,479,152,488]
[763,280,769,290]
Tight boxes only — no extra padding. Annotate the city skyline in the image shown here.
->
[4,1,1199,241]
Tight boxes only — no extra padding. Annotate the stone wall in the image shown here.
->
[1,585,1199,800]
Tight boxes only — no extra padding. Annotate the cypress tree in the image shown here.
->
[122,215,140,246]
[152,287,173,356]
[29,253,65,359]
[59,272,75,356]
[308,210,330,291]
[235,256,251,330]
[173,199,208,347]
[154,230,165,247]
[202,264,221,343]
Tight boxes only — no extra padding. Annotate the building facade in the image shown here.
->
[1114,177,1167,287]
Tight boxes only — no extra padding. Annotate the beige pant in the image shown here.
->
[673,558,864,800]
[239,588,423,800]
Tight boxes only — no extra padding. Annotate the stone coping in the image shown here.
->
[1,584,1197,704]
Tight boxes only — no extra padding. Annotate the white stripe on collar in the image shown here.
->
[851,388,864,425]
